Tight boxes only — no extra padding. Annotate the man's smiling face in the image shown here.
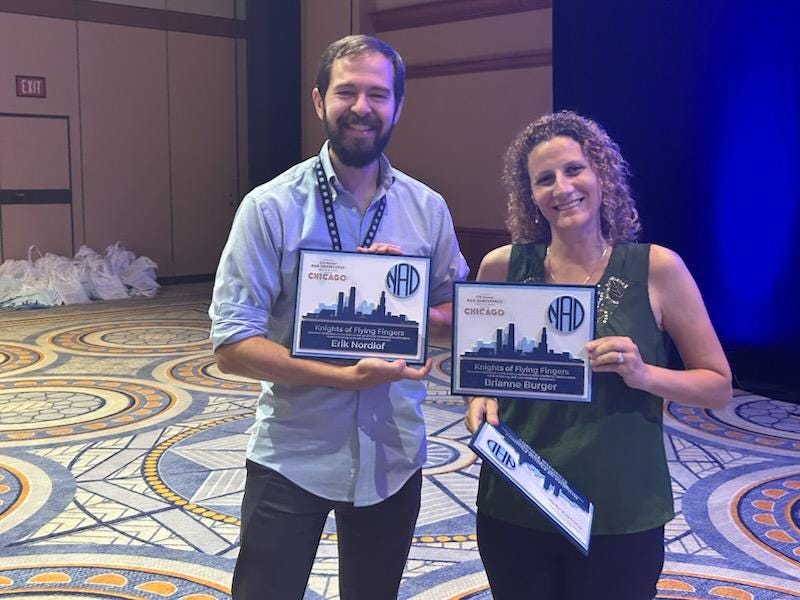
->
[314,51,402,168]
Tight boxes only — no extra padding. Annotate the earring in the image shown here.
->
[533,205,540,226]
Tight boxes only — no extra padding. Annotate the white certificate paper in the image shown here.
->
[292,249,430,363]
[470,421,594,554]
[452,282,596,402]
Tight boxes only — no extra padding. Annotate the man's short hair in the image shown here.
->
[315,35,405,108]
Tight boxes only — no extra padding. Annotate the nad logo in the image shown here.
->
[386,263,420,298]
[547,295,585,333]
[486,439,516,468]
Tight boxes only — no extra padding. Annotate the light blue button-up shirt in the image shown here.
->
[210,143,468,505]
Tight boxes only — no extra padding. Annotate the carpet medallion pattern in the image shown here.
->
[0,286,797,598]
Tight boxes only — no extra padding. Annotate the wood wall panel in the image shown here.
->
[455,227,510,278]
[0,15,79,114]
[168,31,237,275]
[78,22,172,271]
[300,0,353,158]
[91,0,166,10]
[0,116,72,261]
[0,5,246,275]
[236,37,248,198]
[0,13,84,246]
[0,117,69,189]
[388,66,552,231]
[298,0,553,235]
[379,8,551,64]
[371,0,551,32]
[1,204,73,259]
[166,0,234,19]
[407,49,551,79]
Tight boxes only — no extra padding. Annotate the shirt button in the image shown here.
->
[349,468,356,477]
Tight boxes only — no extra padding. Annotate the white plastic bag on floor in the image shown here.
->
[0,258,32,282]
[73,246,103,299]
[31,252,79,305]
[51,275,91,304]
[43,258,90,305]
[87,259,129,300]
[1,242,158,307]
[121,256,160,297]
[0,249,52,308]
[105,242,136,275]
[0,260,57,309]
[0,260,30,303]
[0,282,59,308]
[74,245,102,263]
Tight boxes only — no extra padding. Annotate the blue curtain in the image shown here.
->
[554,0,800,393]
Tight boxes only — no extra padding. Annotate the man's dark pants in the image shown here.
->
[233,460,422,600]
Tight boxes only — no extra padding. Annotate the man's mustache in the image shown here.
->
[337,113,381,128]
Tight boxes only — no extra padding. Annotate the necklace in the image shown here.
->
[545,244,609,285]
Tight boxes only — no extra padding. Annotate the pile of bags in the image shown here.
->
[0,243,159,309]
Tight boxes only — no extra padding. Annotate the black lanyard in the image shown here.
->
[314,159,386,251]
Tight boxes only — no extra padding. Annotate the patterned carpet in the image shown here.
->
[0,284,798,599]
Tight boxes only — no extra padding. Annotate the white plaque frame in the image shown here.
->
[471,421,594,554]
[291,249,430,363]
[451,281,596,402]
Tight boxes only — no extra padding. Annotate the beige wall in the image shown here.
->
[301,0,354,158]
[300,0,553,239]
[0,2,246,276]
[2,0,549,276]
[0,13,83,256]
[78,21,173,269]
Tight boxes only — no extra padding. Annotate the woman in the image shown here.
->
[465,111,731,600]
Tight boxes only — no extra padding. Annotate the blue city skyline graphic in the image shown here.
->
[462,323,582,363]
[303,285,418,326]
[474,423,592,554]
[485,433,591,514]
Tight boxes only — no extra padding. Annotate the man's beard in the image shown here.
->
[324,109,395,168]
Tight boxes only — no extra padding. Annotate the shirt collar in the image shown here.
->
[317,141,396,201]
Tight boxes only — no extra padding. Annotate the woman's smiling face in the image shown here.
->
[527,135,603,236]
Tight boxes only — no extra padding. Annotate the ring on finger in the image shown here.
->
[617,351,624,364]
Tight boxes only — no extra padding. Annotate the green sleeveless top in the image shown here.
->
[476,242,674,535]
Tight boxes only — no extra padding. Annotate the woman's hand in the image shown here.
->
[464,396,500,434]
[585,336,650,390]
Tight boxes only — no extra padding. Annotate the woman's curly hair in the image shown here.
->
[503,111,641,243]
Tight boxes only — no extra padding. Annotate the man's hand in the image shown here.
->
[357,243,402,255]
[343,357,432,390]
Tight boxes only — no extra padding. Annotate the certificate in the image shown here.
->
[451,282,595,402]
[470,421,594,554]
[291,249,430,363]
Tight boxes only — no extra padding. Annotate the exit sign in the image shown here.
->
[16,76,46,98]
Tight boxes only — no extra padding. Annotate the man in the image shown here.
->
[210,35,468,599]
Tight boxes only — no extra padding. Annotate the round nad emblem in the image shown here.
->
[547,295,585,333]
[385,263,420,298]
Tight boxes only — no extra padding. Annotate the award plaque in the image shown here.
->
[452,282,596,402]
[291,249,430,363]
[470,421,594,554]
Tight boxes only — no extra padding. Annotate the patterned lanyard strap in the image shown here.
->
[314,159,386,251]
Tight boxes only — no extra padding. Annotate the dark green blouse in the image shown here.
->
[476,242,674,535]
